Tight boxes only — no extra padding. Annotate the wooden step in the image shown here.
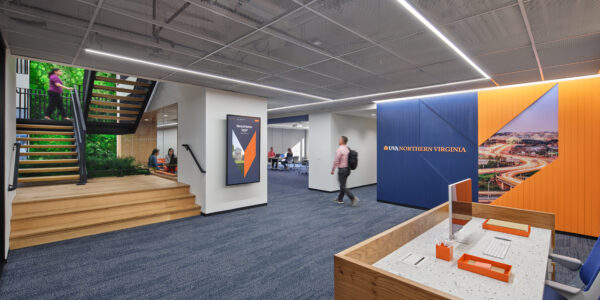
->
[94,84,147,95]
[88,114,137,121]
[17,124,73,130]
[12,194,196,231]
[10,205,201,250]
[92,93,144,102]
[17,137,75,142]
[89,107,138,115]
[19,166,80,174]
[19,159,78,165]
[20,151,77,156]
[18,174,80,183]
[90,100,142,109]
[16,130,74,136]
[21,145,76,149]
[13,185,190,215]
[95,76,151,87]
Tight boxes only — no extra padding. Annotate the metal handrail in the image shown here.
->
[8,143,20,191]
[182,144,206,173]
[70,87,87,185]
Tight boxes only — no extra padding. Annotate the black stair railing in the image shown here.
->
[70,87,87,185]
[182,144,206,173]
[16,87,82,121]
[7,143,20,191]
[82,70,96,123]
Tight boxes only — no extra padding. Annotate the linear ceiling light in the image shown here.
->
[84,48,332,102]
[396,0,490,79]
[267,78,488,112]
[374,73,600,104]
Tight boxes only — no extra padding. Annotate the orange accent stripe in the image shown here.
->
[243,132,257,177]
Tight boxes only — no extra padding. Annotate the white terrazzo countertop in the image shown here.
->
[373,217,551,300]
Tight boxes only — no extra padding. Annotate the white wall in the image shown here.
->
[4,54,16,258]
[267,127,307,159]
[308,113,377,192]
[204,88,267,214]
[156,126,177,158]
[331,114,377,189]
[147,82,207,210]
[308,113,336,191]
[148,83,267,214]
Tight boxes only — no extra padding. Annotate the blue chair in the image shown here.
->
[544,236,600,300]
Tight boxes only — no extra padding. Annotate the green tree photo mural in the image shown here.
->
[29,61,118,161]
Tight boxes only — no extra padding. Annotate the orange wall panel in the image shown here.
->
[478,83,555,145]
[489,77,600,237]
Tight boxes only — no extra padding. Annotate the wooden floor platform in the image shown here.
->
[10,175,201,249]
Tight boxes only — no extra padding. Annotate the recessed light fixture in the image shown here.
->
[371,113,376,116]
[396,0,490,79]
[84,48,331,102]
[312,40,322,46]
[163,114,168,117]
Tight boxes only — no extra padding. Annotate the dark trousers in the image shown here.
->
[46,91,66,118]
[270,158,278,168]
[337,167,356,201]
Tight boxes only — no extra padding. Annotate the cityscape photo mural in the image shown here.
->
[478,85,559,203]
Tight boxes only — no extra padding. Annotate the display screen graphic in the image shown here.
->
[226,115,260,185]
[478,85,558,203]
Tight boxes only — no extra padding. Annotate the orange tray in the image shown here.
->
[457,254,512,282]
[482,219,531,237]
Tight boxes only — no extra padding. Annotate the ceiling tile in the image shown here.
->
[278,68,343,87]
[15,0,98,20]
[420,59,480,82]
[525,0,600,44]
[210,47,295,75]
[382,68,441,89]
[349,75,401,93]
[256,76,319,91]
[165,72,233,90]
[409,0,516,25]
[95,8,153,36]
[189,59,268,81]
[341,47,413,75]
[476,47,537,76]
[268,8,371,56]
[9,46,73,65]
[320,82,373,98]
[543,60,600,80]
[185,0,300,27]
[5,30,80,58]
[226,85,286,99]
[304,87,340,99]
[233,31,329,67]
[537,34,600,68]
[90,34,198,67]
[492,69,540,86]
[309,0,424,44]
[440,4,529,56]
[304,59,376,83]
[383,31,458,67]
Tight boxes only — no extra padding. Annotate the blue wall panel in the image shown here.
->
[377,92,478,209]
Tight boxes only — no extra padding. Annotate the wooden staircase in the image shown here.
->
[83,71,156,134]
[16,120,82,184]
[10,179,200,249]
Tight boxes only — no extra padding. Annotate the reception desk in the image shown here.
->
[334,202,555,299]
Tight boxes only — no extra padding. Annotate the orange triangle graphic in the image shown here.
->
[478,83,556,145]
[243,132,257,177]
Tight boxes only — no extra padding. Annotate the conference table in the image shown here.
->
[334,202,555,300]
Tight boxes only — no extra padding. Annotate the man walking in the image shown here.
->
[331,136,359,206]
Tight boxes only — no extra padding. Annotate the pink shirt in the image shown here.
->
[332,145,349,172]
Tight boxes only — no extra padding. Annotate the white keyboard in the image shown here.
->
[484,237,511,259]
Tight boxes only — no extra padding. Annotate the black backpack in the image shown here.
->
[348,148,358,170]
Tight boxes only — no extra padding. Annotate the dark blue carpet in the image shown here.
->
[0,171,595,299]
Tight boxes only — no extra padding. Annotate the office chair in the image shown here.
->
[544,235,600,300]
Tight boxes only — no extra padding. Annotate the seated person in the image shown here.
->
[165,148,177,173]
[281,148,293,169]
[148,148,163,169]
[268,147,278,169]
